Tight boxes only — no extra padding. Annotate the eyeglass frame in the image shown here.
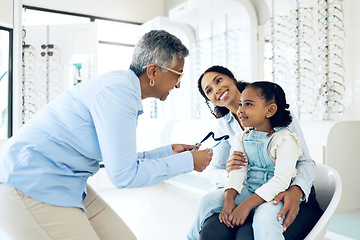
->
[142,64,184,86]
[191,131,229,151]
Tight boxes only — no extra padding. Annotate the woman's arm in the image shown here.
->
[207,140,231,188]
[91,83,195,189]
[224,133,247,194]
[273,116,316,231]
[207,116,245,188]
[137,144,197,160]
[137,145,174,160]
[206,127,232,188]
[287,115,316,201]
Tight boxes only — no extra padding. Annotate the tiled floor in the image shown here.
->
[94,176,359,240]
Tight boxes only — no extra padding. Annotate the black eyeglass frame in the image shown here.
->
[191,132,229,151]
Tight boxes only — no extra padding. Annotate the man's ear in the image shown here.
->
[266,103,277,118]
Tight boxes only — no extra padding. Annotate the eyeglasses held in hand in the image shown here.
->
[191,132,229,151]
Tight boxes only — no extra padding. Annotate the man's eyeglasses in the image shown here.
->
[143,64,184,86]
[191,132,229,151]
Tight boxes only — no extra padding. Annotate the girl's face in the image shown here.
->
[201,72,240,109]
[237,86,275,132]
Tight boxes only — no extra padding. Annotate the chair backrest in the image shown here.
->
[304,164,342,240]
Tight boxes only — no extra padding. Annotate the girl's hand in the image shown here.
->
[171,144,199,154]
[229,201,251,226]
[226,151,247,173]
[230,194,264,226]
[219,199,236,228]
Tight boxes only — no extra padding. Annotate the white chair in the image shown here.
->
[304,164,342,240]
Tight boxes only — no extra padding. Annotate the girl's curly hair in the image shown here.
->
[246,81,292,128]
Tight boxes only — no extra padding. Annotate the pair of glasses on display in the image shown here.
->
[191,132,229,151]
[41,44,57,49]
[41,51,54,57]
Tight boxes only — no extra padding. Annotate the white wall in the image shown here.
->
[343,0,360,120]
[22,0,165,23]
[0,0,13,28]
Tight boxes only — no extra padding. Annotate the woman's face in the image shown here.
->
[201,71,240,108]
[155,58,184,101]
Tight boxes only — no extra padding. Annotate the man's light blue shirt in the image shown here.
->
[0,70,194,210]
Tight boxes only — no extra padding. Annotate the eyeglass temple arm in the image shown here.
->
[191,132,229,151]
[208,137,228,151]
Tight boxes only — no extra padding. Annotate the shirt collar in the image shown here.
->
[128,69,144,115]
[224,111,234,123]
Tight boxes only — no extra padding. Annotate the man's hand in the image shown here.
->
[191,149,213,172]
[273,185,304,232]
[226,151,247,173]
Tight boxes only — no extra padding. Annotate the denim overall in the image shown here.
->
[187,130,285,240]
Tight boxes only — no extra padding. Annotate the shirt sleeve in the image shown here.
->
[91,83,194,189]
[206,120,232,188]
[137,145,174,159]
[224,132,247,193]
[288,115,316,201]
[255,130,302,202]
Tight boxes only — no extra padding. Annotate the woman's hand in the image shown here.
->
[171,144,199,154]
[226,151,247,173]
[273,185,303,232]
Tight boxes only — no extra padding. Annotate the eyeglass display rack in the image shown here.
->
[20,23,97,125]
[21,28,64,124]
[316,0,346,119]
[267,0,345,120]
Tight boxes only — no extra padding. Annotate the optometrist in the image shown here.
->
[0,30,213,240]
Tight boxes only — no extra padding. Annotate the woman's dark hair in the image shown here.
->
[198,65,248,119]
[246,81,292,128]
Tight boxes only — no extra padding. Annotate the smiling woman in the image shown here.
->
[190,65,323,240]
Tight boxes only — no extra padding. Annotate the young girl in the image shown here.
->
[188,81,303,240]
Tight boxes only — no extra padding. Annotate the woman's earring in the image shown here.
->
[150,79,155,86]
